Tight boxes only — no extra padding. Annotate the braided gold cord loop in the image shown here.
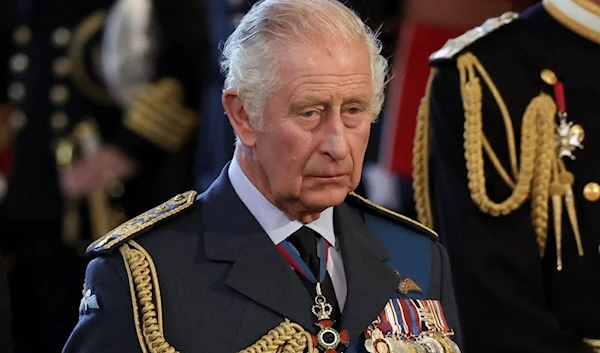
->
[458,53,558,254]
[122,244,180,353]
[412,69,436,228]
[460,59,532,216]
[530,95,557,255]
[237,319,316,353]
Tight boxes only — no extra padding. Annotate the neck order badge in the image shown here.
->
[278,237,349,352]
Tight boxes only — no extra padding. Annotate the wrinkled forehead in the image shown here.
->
[273,40,372,83]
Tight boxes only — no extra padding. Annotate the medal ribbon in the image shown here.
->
[390,299,409,337]
[401,299,422,337]
[429,300,450,333]
[553,80,567,115]
[277,236,329,285]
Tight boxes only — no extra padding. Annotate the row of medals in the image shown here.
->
[365,328,461,353]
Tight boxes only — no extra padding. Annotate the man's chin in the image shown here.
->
[301,187,350,210]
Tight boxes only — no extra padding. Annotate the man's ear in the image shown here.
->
[222,88,256,147]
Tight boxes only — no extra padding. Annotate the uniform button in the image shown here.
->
[51,27,72,47]
[9,110,27,132]
[50,112,69,131]
[9,54,29,73]
[49,85,70,105]
[55,139,74,168]
[53,57,72,77]
[584,182,600,202]
[541,69,558,85]
[8,82,26,102]
[13,26,31,46]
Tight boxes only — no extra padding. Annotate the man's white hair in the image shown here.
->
[220,0,389,131]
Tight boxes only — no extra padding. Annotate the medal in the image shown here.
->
[278,237,348,353]
[418,336,445,353]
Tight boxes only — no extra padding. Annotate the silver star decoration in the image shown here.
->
[556,120,584,160]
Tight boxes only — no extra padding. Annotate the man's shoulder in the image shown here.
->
[345,192,438,242]
[429,11,522,66]
[86,190,199,257]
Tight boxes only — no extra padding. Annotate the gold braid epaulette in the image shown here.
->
[412,51,558,256]
[87,191,198,256]
[429,12,518,63]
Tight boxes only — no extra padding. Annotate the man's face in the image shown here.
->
[252,40,373,217]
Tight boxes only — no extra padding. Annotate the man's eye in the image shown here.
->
[347,107,363,115]
[300,110,319,118]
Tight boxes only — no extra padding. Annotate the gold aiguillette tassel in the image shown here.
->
[550,181,564,271]
[549,160,564,270]
[559,168,584,256]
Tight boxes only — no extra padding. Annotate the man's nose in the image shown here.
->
[321,111,350,161]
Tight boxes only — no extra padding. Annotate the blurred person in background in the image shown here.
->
[369,0,537,213]
[0,0,207,351]
[414,0,600,351]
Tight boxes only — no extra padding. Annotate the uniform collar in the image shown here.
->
[543,0,600,44]
[228,157,336,247]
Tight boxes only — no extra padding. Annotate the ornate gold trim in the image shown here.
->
[120,241,179,353]
[544,1,600,44]
[88,191,198,252]
[67,10,114,105]
[348,191,438,237]
[237,319,313,353]
[412,69,435,228]
[124,113,182,151]
[130,240,165,334]
[120,245,149,353]
[124,79,197,152]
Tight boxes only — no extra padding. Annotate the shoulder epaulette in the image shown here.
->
[429,11,519,64]
[346,192,438,240]
[87,190,198,256]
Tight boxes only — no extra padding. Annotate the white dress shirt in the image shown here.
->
[228,157,348,310]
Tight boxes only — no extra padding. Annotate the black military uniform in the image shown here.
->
[63,165,461,353]
[0,0,207,352]
[413,1,600,352]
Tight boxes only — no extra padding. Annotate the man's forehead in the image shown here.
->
[275,41,371,77]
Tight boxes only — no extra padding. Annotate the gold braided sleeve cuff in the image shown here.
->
[124,78,197,152]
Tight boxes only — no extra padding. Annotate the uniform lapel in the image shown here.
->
[335,203,401,344]
[201,165,315,332]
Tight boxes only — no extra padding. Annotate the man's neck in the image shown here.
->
[234,149,322,223]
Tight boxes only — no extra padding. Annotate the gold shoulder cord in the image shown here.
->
[119,240,313,353]
[412,69,436,229]
[413,52,561,257]
[120,240,178,353]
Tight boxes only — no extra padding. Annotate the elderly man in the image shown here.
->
[63,1,460,352]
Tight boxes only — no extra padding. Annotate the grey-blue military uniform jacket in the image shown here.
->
[63,165,461,352]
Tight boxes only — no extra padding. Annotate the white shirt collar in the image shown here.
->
[228,157,336,247]
[543,0,600,44]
